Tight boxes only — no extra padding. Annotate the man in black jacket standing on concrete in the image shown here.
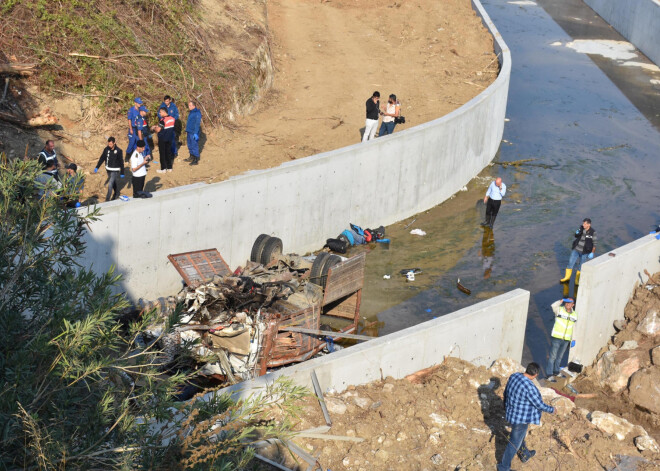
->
[362,91,380,142]
[94,137,125,201]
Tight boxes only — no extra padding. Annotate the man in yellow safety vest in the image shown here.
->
[547,298,577,378]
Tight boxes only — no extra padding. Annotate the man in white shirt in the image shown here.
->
[481,177,506,228]
[130,140,152,199]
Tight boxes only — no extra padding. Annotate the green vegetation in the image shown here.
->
[0,157,307,469]
[0,0,265,122]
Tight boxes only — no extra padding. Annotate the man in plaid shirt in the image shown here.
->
[497,362,555,471]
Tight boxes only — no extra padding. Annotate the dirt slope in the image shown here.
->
[1,0,498,200]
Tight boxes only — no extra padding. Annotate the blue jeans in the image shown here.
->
[566,250,589,270]
[378,121,396,137]
[187,133,200,159]
[547,336,570,376]
[497,423,531,471]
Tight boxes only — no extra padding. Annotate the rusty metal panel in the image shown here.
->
[322,292,359,320]
[267,305,324,367]
[322,252,366,305]
[167,249,232,288]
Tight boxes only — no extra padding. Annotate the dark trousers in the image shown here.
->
[187,132,200,159]
[159,139,173,170]
[486,198,501,218]
[132,175,145,197]
[106,171,120,201]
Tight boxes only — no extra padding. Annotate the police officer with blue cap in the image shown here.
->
[126,98,143,158]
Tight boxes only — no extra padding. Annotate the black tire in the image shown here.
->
[250,234,270,263]
[310,253,330,286]
[260,237,283,265]
[318,255,342,288]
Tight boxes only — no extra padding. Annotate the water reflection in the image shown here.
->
[481,227,495,280]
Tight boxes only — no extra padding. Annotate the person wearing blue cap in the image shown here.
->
[560,218,597,284]
[547,297,577,379]
[161,95,180,158]
[185,100,202,165]
[126,98,143,157]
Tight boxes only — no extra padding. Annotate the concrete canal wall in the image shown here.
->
[78,0,511,302]
[214,289,530,400]
[570,233,660,366]
[584,0,660,66]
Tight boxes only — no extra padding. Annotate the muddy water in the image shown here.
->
[358,0,660,370]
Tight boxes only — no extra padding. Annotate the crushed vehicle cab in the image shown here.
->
[160,234,366,384]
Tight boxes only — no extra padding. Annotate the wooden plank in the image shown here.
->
[279,326,374,341]
[323,253,366,305]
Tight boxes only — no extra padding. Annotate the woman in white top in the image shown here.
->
[378,94,400,137]
[130,140,151,198]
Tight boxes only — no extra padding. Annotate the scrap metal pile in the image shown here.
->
[145,249,328,384]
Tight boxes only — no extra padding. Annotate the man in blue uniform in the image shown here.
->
[126,97,143,158]
[185,100,202,166]
[161,95,180,158]
[135,106,152,158]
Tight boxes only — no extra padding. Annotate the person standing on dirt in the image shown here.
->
[37,140,58,169]
[130,140,151,198]
[497,362,554,471]
[362,91,380,142]
[161,95,181,158]
[135,106,152,158]
[481,177,506,228]
[151,107,176,173]
[185,100,202,166]
[378,94,400,137]
[546,298,578,379]
[126,97,143,158]
[94,137,125,202]
[559,218,596,284]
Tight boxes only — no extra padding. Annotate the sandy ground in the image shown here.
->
[0,0,497,201]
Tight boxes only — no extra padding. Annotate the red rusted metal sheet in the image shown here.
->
[322,252,366,305]
[167,249,232,288]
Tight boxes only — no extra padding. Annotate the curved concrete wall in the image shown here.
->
[584,0,660,66]
[80,0,511,301]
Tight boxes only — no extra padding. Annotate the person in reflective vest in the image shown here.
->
[161,95,180,158]
[37,139,58,169]
[151,107,176,172]
[547,298,578,378]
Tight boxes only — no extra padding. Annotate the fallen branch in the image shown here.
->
[0,110,56,128]
[69,52,183,62]
[54,89,121,100]
[0,63,37,76]
[295,432,364,443]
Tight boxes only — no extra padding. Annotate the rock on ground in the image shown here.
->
[589,411,635,440]
[627,367,660,414]
[652,345,660,365]
[634,434,660,453]
[489,358,524,378]
[636,308,660,336]
[594,351,640,393]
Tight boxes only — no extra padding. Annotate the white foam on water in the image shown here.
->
[565,39,637,60]
[508,0,537,5]
[550,41,562,46]
[621,61,660,73]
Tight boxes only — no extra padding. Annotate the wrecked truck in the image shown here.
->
[155,234,366,384]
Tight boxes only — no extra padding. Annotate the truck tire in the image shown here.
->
[260,237,283,265]
[250,234,270,263]
[320,255,342,288]
[310,253,330,286]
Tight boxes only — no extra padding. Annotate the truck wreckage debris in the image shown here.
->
[142,235,367,385]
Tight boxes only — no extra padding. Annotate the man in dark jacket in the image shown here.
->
[37,140,58,169]
[185,100,202,166]
[362,91,380,142]
[160,95,181,158]
[151,107,175,172]
[560,218,597,284]
[94,137,125,201]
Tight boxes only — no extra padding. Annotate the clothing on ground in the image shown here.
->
[503,373,554,425]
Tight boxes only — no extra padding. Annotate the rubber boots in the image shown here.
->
[575,270,581,285]
[480,215,490,227]
[559,269,572,283]
[562,282,570,298]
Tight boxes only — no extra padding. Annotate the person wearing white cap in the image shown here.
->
[546,297,577,378]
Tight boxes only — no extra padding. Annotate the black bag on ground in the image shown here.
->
[325,238,348,254]
[394,116,406,124]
